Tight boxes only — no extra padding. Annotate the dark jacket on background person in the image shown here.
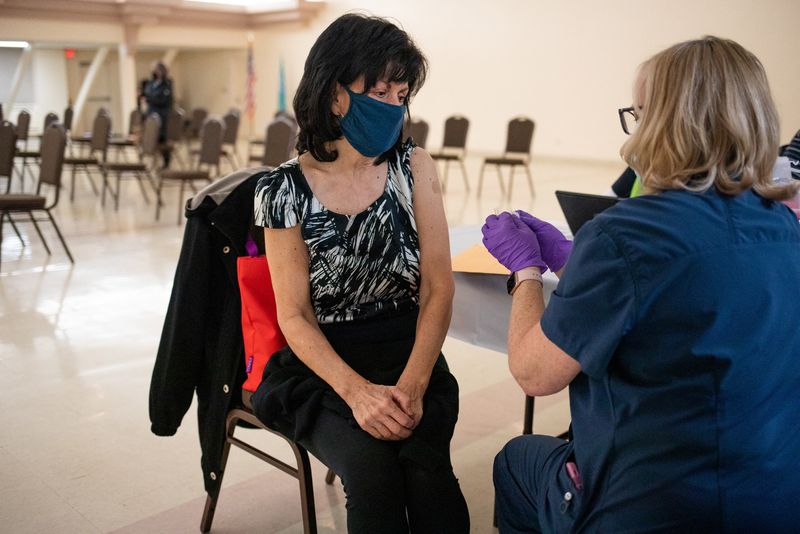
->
[149,168,269,494]
[143,77,173,139]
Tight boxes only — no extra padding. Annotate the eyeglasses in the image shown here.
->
[618,106,639,135]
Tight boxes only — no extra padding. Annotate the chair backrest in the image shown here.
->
[198,118,225,166]
[166,107,185,142]
[63,106,74,132]
[222,109,240,145]
[129,109,143,135]
[44,112,59,130]
[140,114,161,157]
[407,118,429,149]
[274,110,296,124]
[38,123,67,189]
[0,120,16,178]
[442,116,469,150]
[16,110,30,141]
[90,112,112,153]
[504,117,535,155]
[189,108,208,139]
[262,118,294,167]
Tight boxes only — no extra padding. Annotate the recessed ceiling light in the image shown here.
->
[0,41,30,48]
[184,0,298,11]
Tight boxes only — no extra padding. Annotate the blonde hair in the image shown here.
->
[622,36,797,201]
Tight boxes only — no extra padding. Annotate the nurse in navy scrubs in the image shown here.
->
[484,36,800,532]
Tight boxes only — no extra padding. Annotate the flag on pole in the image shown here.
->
[245,41,256,120]
[278,58,287,112]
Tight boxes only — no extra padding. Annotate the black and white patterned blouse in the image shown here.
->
[254,140,421,324]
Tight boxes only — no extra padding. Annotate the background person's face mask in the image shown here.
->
[339,87,406,157]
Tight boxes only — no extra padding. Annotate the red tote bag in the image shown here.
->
[237,252,287,392]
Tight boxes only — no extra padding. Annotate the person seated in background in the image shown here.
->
[781,129,800,179]
[483,35,800,532]
[249,14,469,533]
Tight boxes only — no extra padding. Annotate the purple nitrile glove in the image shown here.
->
[481,212,547,273]
[515,210,573,272]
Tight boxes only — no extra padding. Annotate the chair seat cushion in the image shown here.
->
[159,170,209,181]
[0,194,46,210]
[64,157,98,165]
[109,138,136,147]
[431,153,461,161]
[484,157,526,165]
[15,150,40,158]
[103,162,147,172]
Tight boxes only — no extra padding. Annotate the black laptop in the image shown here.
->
[555,190,619,235]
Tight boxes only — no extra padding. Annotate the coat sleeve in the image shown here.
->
[149,214,210,436]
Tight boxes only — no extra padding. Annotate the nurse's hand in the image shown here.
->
[346,381,415,440]
[515,210,573,272]
[482,212,547,273]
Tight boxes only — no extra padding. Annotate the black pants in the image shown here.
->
[299,400,469,533]
[252,308,470,533]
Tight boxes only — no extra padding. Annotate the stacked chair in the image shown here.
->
[0,122,73,270]
[155,117,225,223]
[63,109,111,201]
[431,116,470,192]
[478,117,535,198]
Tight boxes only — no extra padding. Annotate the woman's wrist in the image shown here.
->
[397,371,430,399]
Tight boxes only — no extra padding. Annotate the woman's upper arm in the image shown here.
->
[410,147,453,291]
[262,226,314,325]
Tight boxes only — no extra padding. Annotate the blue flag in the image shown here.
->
[278,58,287,112]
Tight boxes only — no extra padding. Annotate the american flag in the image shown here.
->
[245,42,256,120]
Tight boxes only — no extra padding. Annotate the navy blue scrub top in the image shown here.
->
[540,186,800,531]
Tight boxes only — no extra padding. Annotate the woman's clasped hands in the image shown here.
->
[345,381,421,441]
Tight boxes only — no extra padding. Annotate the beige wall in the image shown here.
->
[253,0,800,162]
[2,1,798,161]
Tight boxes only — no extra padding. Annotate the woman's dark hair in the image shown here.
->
[293,13,428,164]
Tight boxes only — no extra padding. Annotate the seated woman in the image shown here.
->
[250,14,469,534]
[483,36,800,532]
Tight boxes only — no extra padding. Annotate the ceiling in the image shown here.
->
[0,0,325,28]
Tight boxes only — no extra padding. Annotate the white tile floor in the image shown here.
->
[0,149,625,533]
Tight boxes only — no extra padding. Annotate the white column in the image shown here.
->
[5,45,34,112]
[118,43,136,135]
[161,48,179,68]
[72,46,110,130]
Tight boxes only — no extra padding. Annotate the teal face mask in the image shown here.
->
[339,87,406,157]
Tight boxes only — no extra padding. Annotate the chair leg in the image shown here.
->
[114,171,122,211]
[324,468,336,485]
[28,212,51,255]
[507,165,515,201]
[46,210,74,263]
[442,160,450,194]
[496,165,506,198]
[101,168,109,207]
[200,413,238,533]
[155,179,163,222]
[0,211,3,271]
[70,165,76,202]
[477,162,486,197]
[524,164,534,195]
[459,158,470,192]
[86,166,99,196]
[290,445,318,534]
[177,180,186,225]
[6,214,24,245]
[135,172,151,204]
[523,395,535,435]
